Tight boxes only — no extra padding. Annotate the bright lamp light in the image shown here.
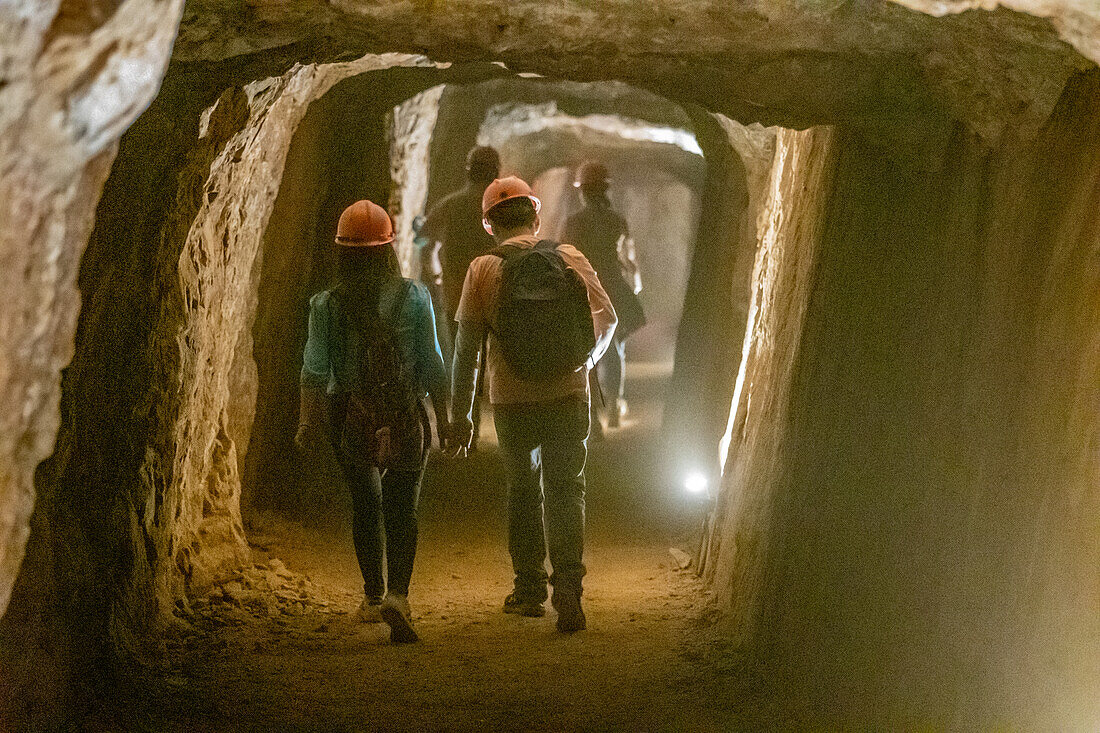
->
[684,471,709,495]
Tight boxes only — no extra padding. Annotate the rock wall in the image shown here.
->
[389,85,446,275]
[702,125,838,617]
[0,0,184,620]
[663,108,754,482]
[709,71,1100,727]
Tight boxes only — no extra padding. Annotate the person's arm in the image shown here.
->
[417,207,444,287]
[411,283,451,449]
[560,245,617,368]
[617,220,641,295]
[297,294,332,452]
[450,264,487,453]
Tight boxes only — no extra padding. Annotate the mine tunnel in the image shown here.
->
[1,1,1099,730]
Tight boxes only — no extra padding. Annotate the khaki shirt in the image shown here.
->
[456,235,617,405]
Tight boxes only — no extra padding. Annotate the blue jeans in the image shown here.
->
[493,398,590,602]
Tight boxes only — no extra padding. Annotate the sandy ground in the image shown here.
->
[125,368,750,731]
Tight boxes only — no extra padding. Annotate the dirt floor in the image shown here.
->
[125,367,751,731]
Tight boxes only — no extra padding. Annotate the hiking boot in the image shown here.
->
[552,590,586,633]
[356,597,383,623]
[380,593,419,643]
[503,593,546,618]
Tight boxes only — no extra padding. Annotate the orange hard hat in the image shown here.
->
[574,161,610,190]
[481,176,542,217]
[335,200,395,247]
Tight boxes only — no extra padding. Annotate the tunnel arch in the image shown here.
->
[239,65,755,523]
[1,2,1099,728]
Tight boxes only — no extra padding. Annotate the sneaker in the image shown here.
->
[503,593,546,617]
[380,593,419,643]
[552,591,586,633]
[356,597,383,623]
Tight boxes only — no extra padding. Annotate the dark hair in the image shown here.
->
[486,197,536,232]
[466,146,500,184]
[332,244,402,336]
[581,186,611,205]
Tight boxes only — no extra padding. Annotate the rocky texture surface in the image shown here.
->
[662,108,754,481]
[0,0,184,619]
[172,0,1093,146]
[894,0,1100,65]
[702,125,838,629]
[708,72,1100,727]
[389,85,446,275]
[478,102,705,183]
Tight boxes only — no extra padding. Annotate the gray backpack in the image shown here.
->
[490,240,595,382]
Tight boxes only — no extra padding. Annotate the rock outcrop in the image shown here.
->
[708,71,1100,727]
[0,0,184,619]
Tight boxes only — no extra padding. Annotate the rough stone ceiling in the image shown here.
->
[479,101,705,156]
[893,0,1100,65]
[173,0,1095,141]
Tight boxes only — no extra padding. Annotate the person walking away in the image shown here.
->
[417,145,501,450]
[562,162,645,435]
[296,199,451,644]
[450,176,617,633]
[416,145,502,353]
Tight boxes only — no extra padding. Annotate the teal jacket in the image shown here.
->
[300,278,447,399]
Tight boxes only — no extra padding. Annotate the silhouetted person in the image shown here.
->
[417,145,502,351]
[562,162,645,433]
[417,146,501,451]
[451,176,616,633]
[296,200,451,644]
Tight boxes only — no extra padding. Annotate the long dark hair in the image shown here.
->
[332,244,402,337]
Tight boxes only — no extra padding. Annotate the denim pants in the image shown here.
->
[330,395,425,601]
[340,461,423,601]
[493,398,590,601]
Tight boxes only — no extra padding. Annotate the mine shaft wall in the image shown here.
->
[711,71,1100,728]
[663,109,754,479]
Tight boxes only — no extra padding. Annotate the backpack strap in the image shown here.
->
[490,240,561,259]
[489,243,524,260]
[534,239,561,252]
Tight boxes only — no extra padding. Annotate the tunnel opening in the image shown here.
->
[239,69,762,526]
[2,1,1100,729]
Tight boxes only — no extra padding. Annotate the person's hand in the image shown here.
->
[294,423,323,455]
[435,420,453,452]
[447,416,474,458]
